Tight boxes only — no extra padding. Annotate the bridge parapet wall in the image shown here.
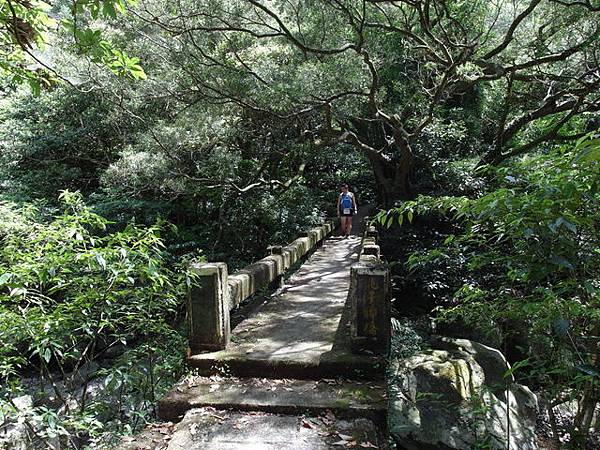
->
[349,219,391,355]
[188,220,335,354]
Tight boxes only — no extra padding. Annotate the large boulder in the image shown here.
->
[389,337,538,450]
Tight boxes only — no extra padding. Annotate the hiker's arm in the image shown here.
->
[352,194,357,214]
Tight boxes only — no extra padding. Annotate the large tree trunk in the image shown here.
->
[349,117,414,207]
[365,141,413,207]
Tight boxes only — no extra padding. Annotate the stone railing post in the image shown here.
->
[269,245,285,288]
[349,259,391,355]
[188,262,230,354]
[366,224,379,242]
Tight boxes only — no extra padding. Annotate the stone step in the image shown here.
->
[186,350,385,381]
[157,376,387,422]
[122,409,385,450]
[138,408,384,450]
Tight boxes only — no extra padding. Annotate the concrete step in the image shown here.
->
[186,350,385,381]
[157,376,387,422]
[168,409,383,450]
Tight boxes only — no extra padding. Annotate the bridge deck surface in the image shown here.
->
[187,234,383,379]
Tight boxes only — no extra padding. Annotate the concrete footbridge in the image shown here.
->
[126,211,392,450]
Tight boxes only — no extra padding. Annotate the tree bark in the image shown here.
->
[571,339,600,446]
[349,118,414,206]
[365,144,413,207]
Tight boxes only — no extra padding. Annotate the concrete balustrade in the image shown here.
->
[349,218,391,355]
[361,236,379,259]
[188,221,335,354]
[188,262,230,353]
[366,224,379,241]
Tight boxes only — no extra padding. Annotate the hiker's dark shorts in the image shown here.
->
[340,209,354,217]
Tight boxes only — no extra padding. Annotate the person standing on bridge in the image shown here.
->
[337,184,357,237]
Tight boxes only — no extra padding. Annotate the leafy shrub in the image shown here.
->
[378,134,600,445]
[0,191,195,448]
[0,89,133,202]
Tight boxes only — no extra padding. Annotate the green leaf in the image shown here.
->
[103,2,118,18]
[550,255,574,270]
[0,272,13,285]
[584,281,598,295]
[385,213,394,228]
[9,287,27,297]
[553,318,570,337]
[42,348,52,363]
[573,138,600,163]
[576,364,600,377]
[96,254,107,270]
[563,220,577,233]
[28,79,41,96]
[504,359,530,379]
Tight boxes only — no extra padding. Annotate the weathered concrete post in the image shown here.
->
[362,245,380,259]
[269,245,285,288]
[349,259,391,355]
[188,262,230,354]
[268,245,283,255]
[361,237,380,259]
[366,225,379,242]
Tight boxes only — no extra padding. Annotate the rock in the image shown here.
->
[11,394,33,411]
[546,398,600,433]
[389,336,538,450]
[0,395,34,450]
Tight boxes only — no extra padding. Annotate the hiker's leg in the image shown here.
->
[340,217,348,236]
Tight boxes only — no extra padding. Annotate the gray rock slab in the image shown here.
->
[158,376,387,421]
[166,408,381,450]
[389,337,539,450]
[188,235,384,379]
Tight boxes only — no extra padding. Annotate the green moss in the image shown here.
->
[344,388,374,401]
[334,398,351,407]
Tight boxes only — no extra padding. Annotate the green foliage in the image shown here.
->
[0,88,134,201]
[0,0,145,92]
[2,0,599,446]
[0,191,194,447]
[379,135,600,443]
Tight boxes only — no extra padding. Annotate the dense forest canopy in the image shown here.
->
[5,1,598,203]
[125,0,600,203]
[0,0,599,449]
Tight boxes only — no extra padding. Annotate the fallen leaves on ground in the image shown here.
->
[320,409,337,426]
[332,439,358,447]
[210,413,227,421]
[301,418,317,429]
